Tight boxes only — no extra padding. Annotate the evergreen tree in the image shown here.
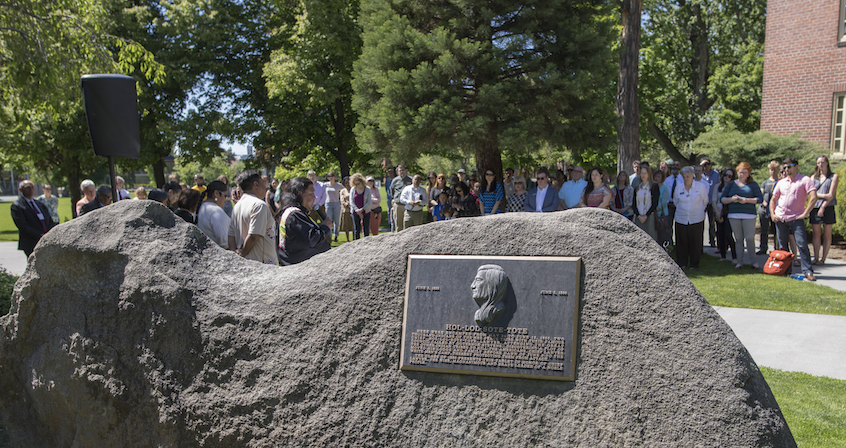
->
[352,0,616,177]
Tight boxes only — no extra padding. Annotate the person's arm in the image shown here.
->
[644,184,659,217]
[769,186,781,222]
[598,189,612,209]
[748,182,763,204]
[798,190,818,220]
[524,191,534,212]
[820,174,839,206]
[720,182,733,204]
[240,234,261,258]
[228,236,238,251]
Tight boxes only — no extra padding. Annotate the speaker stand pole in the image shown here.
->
[109,156,118,203]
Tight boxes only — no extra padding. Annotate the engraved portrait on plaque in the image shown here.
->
[471,265,509,325]
[400,255,581,381]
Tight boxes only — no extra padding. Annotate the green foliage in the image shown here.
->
[263,0,369,178]
[352,0,617,174]
[761,367,846,448]
[640,0,767,157]
[690,130,823,178]
[833,164,846,241]
[0,268,18,316]
[172,156,245,186]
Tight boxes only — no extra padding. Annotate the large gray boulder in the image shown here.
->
[0,200,794,447]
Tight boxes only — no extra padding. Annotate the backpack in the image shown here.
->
[763,250,794,276]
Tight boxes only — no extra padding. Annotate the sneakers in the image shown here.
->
[804,273,817,282]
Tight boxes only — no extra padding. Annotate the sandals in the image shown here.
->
[813,260,824,266]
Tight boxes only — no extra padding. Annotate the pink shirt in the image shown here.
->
[771,174,816,222]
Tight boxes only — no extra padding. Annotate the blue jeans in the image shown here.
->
[325,201,341,238]
[776,219,813,275]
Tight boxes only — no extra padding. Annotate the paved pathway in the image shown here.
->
[1,226,845,380]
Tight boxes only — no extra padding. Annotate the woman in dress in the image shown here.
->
[633,164,660,242]
[577,167,612,208]
[338,176,353,241]
[505,175,528,212]
[349,173,372,240]
[278,176,332,265]
[674,166,710,269]
[479,168,505,215]
[451,181,480,218]
[713,168,738,264]
[367,176,381,235]
[36,185,60,224]
[721,162,763,269]
[811,155,838,265]
[610,170,633,219]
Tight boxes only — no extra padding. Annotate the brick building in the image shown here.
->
[760,0,846,155]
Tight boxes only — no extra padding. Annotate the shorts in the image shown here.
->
[809,206,836,225]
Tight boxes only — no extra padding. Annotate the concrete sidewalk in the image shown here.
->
[1,236,845,380]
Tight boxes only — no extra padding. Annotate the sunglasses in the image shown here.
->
[485,173,494,176]
[537,176,548,180]
[782,163,797,169]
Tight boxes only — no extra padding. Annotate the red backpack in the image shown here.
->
[763,250,795,276]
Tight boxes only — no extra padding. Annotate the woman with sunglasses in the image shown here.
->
[479,169,504,215]
[451,181,480,218]
[505,175,528,212]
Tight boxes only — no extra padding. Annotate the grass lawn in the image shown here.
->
[762,367,846,448]
[685,250,846,316]
[0,198,75,242]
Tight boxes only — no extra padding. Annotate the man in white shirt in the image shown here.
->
[558,165,587,210]
[228,170,278,265]
[400,174,428,228]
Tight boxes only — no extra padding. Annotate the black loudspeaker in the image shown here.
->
[80,74,140,159]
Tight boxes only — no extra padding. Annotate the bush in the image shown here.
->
[0,268,18,315]
[833,164,846,241]
[690,129,824,179]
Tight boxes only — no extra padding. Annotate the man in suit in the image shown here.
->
[79,186,113,216]
[524,167,559,212]
[11,180,56,257]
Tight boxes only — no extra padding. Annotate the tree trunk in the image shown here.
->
[647,123,697,165]
[332,97,351,179]
[68,165,81,220]
[475,121,502,181]
[689,2,713,135]
[617,0,642,174]
[153,158,166,187]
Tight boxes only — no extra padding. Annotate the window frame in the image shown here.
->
[832,92,846,154]
[841,0,846,42]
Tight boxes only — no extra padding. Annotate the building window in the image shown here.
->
[833,93,846,153]
[842,0,846,41]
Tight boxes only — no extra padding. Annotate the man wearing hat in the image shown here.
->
[192,173,207,194]
[457,168,468,185]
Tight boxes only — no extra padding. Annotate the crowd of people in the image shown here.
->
[11,155,839,275]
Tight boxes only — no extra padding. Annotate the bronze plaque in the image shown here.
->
[400,255,581,381]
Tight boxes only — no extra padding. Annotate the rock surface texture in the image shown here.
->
[0,201,795,447]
